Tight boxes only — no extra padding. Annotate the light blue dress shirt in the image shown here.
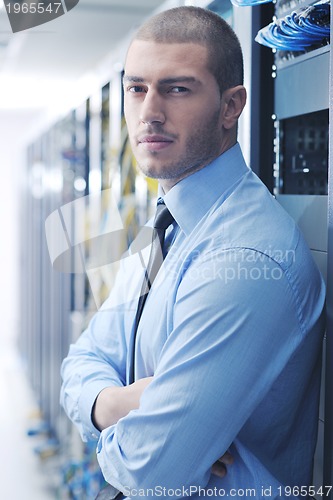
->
[60,143,326,499]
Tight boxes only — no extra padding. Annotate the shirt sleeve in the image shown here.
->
[95,248,322,491]
[60,254,139,442]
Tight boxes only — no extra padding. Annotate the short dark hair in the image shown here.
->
[133,6,244,95]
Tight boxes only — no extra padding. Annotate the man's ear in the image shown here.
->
[220,86,247,130]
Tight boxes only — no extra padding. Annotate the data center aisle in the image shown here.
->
[1,332,55,500]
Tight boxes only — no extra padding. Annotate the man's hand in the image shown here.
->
[211,451,234,478]
[92,377,153,431]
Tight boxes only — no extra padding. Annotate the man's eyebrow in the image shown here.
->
[158,76,198,85]
[123,76,144,84]
[122,76,199,85]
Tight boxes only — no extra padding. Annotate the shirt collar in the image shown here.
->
[162,143,249,236]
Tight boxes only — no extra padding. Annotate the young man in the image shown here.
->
[61,7,325,499]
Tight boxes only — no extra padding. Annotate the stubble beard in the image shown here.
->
[135,109,223,182]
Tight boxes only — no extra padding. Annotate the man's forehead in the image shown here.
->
[125,39,208,61]
[124,40,209,76]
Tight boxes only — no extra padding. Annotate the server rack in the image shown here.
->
[263,0,331,493]
[324,17,333,493]
[20,99,97,493]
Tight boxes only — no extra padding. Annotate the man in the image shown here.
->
[60,6,325,499]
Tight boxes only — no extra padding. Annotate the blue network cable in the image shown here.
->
[255,1,330,51]
[299,4,330,34]
[231,0,271,5]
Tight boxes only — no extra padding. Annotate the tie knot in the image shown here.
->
[153,202,174,230]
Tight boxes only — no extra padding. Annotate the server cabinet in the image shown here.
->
[268,0,330,494]
[325,16,333,494]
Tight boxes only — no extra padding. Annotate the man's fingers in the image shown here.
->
[218,451,234,465]
[211,450,234,477]
[211,461,227,478]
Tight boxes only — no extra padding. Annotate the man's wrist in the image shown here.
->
[92,386,121,431]
[92,378,153,431]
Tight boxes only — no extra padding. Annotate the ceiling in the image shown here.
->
[0,0,170,110]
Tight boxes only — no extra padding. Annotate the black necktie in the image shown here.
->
[130,201,174,383]
[95,203,174,500]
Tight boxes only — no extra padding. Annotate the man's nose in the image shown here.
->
[139,90,165,125]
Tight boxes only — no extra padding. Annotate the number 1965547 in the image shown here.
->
[5,3,63,14]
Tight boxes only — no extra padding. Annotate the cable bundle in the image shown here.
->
[255,2,330,51]
[231,0,271,6]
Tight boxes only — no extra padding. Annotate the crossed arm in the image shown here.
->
[93,376,233,478]
[62,252,299,491]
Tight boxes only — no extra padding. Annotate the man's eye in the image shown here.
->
[169,86,189,94]
[128,86,146,93]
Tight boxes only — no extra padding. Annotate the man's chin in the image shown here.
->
[137,164,170,181]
